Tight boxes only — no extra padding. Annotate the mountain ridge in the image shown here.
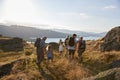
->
[52,28,107,37]
[0,24,69,41]
[0,24,106,41]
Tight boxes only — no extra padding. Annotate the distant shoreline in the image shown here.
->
[27,36,101,43]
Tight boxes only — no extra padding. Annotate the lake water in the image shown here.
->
[28,36,101,43]
[44,36,101,43]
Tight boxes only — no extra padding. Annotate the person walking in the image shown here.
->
[34,38,41,65]
[64,36,69,57]
[46,45,53,68]
[68,34,77,63]
[77,37,86,62]
[39,36,47,66]
[59,39,64,56]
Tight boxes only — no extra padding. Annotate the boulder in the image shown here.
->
[100,26,120,51]
[0,37,25,51]
[48,42,59,51]
[107,60,120,69]
[83,68,120,80]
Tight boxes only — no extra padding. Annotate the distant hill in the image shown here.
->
[0,24,69,41]
[52,29,107,37]
[0,24,107,41]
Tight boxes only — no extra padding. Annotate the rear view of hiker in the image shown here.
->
[68,34,77,62]
[46,45,53,68]
[64,36,69,57]
[34,38,41,65]
[59,39,64,56]
[77,37,86,62]
[39,36,47,64]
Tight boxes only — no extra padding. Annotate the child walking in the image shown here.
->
[46,45,53,68]
[59,40,64,56]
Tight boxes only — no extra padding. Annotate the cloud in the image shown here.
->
[103,5,117,9]
[57,12,77,16]
[57,12,91,19]
[79,13,91,19]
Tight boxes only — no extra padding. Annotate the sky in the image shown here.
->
[0,0,120,33]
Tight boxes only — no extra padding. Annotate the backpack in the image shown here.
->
[34,38,41,47]
[78,40,86,49]
[69,37,75,46]
[65,38,69,45]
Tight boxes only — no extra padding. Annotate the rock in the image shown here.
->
[83,68,120,80]
[0,37,25,51]
[48,42,59,51]
[100,26,120,51]
[0,59,26,79]
[107,60,120,69]
[0,62,14,78]
[83,59,120,80]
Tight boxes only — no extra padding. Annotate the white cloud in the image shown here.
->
[79,13,91,19]
[57,12,77,16]
[103,5,117,9]
[57,12,91,19]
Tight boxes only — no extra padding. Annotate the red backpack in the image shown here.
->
[78,40,86,49]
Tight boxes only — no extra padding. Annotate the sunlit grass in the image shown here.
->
[0,40,120,80]
[82,50,120,75]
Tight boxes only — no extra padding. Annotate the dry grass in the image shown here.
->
[0,51,24,65]
[0,40,120,80]
[0,42,34,65]
[82,50,120,75]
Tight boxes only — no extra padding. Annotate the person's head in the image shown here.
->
[60,39,62,41]
[36,38,41,42]
[42,36,47,41]
[66,35,69,38]
[66,36,69,39]
[73,34,77,38]
[79,37,83,40]
[48,45,52,51]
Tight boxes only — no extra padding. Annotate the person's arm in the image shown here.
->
[42,41,46,54]
[76,41,79,51]
[75,39,78,50]
[52,50,53,57]
[52,49,53,61]
[44,46,46,53]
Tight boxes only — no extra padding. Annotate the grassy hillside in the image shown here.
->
[0,39,120,80]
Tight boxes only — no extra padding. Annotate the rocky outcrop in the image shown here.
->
[0,62,14,78]
[100,26,120,51]
[0,37,25,51]
[0,58,28,79]
[48,42,59,51]
[83,68,120,80]
[107,60,120,69]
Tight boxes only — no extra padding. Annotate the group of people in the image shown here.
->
[34,34,86,67]
[59,34,86,63]
[34,36,54,67]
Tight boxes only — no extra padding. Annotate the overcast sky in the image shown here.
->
[0,0,120,33]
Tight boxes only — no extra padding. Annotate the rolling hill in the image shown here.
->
[0,24,106,41]
[52,29,106,37]
[0,24,69,41]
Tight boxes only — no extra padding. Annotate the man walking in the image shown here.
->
[77,37,86,62]
[68,34,77,62]
[39,36,47,65]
